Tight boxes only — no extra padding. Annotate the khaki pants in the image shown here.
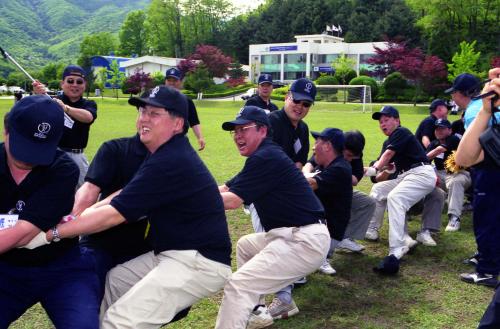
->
[368,165,436,250]
[215,223,330,329]
[437,170,471,218]
[101,250,231,329]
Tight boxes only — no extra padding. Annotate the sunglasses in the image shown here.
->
[291,98,312,108]
[230,125,257,137]
[65,78,85,85]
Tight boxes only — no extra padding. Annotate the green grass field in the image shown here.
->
[0,98,493,329]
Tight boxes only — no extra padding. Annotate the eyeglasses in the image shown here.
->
[230,125,257,137]
[137,107,169,119]
[291,98,312,108]
[65,78,85,85]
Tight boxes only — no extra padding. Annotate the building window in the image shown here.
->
[284,53,306,80]
[260,55,281,79]
[317,54,339,65]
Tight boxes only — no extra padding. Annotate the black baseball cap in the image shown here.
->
[372,106,400,120]
[373,255,400,275]
[7,95,64,165]
[311,128,345,151]
[62,64,86,80]
[222,106,270,131]
[445,73,480,94]
[290,78,317,102]
[258,74,273,85]
[166,67,182,80]
[435,118,452,129]
[429,99,448,113]
[129,85,188,120]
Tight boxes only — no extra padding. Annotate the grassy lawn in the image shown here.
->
[0,98,493,329]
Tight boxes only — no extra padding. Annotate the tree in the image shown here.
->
[332,54,356,85]
[447,41,481,82]
[227,61,246,87]
[188,45,232,78]
[150,71,165,87]
[77,32,118,67]
[39,63,65,83]
[183,65,214,93]
[122,68,153,95]
[106,60,125,99]
[367,39,413,78]
[420,55,448,97]
[177,59,197,77]
[491,56,500,68]
[119,11,147,57]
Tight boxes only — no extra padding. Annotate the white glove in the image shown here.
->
[364,167,378,177]
[304,170,320,178]
[384,164,396,174]
[20,231,50,249]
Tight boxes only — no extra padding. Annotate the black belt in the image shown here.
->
[399,162,430,174]
[60,147,84,154]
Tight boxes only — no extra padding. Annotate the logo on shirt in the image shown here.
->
[149,86,160,98]
[34,122,51,139]
[16,200,25,212]
[304,83,313,93]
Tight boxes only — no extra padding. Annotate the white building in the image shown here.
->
[120,56,183,77]
[249,34,386,83]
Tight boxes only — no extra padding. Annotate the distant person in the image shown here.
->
[13,90,23,102]
[165,67,206,150]
[32,65,98,187]
[245,73,279,113]
[415,99,448,149]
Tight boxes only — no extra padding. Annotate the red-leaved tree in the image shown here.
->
[420,55,448,97]
[188,45,232,78]
[123,68,153,95]
[367,39,412,78]
[177,59,197,77]
[491,56,500,68]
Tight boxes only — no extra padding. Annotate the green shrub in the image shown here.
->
[383,72,408,100]
[335,69,357,85]
[315,75,339,85]
[349,75,379,98]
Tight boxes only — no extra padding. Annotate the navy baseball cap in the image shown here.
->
[290,78,316,102]
[129,85,188,120]
[429,99,448,113]
[373,255,400,275]
[222,106,270,131]
[165,67,182,80]
[258,74,273,85]
[435,118,452,129]
[445,73,480,94]
[311,128,345,151]
[62,64,86,80]
[372,106,400,120]
[7,95,64,165]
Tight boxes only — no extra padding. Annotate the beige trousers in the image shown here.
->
[100,249,232,329]
[215,223,330,329]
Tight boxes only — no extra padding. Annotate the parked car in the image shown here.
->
[241,87,257,100]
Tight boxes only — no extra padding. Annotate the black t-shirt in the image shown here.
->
[313,156,353,240]
[58,94,97,149]
[379,126,428,173]
[451,119,465,138]
[427,135,460,170]
[415,114,437,148]
[227,138,324,231]
[110,134,231,266]
[187,98,200,127]
[245,95,279,113]
[308,155,364,184]
[81,134,151,260]
[0,145,79,266]
[269,109,309,165]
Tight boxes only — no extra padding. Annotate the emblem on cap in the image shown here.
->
[16,200,25,212]
[305,82,313,93]
[236,107,245,118]
[34,122,51,139]
[150,86,160,98]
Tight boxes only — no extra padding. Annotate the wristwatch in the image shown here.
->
[51,226,61,242]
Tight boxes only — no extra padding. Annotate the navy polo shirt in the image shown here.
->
[245,95,279,113]
[228,138,324,231]
[427,135,460,170]
[81,134,150,259]
[351,157,364,182]
[313,156,353,240]
[451,119,465,138]
[379,126,428,173]
[0,144,79,266]
[187,98,200,127]
[415,114,437,148]
[269,109,310,165]
[110,134,231,266]
[58,94,97,149]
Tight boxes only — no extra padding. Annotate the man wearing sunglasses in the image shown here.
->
[269,78,316,169]
[33,64,97,187]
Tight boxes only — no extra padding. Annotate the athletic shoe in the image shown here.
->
[338,238,365,252]
[318,259,336,275]
[389,246,410,260]
[403,234,418,249]
[365,227,379,241]
[460,272,499,288]
[247,305,273,329]
[268,298,299,320]
[294,276,307,287]
[445,215,460,232]
[416,230,437,247]
[463,252,479,266]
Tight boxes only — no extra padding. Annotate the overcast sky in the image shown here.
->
[230,0,265,14]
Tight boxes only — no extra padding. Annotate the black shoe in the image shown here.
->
[460,272,498,288]
[463,253,479,266]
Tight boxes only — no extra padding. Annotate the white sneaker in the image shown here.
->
[403,234,418,249]
[247,305,273,329]
[268,298,299,320]
[318,259,336,275]
[389,246,410,259]
[365,227,379,241]
[338,238,365,252]
[416,230,437,246]
[445,215,461,232]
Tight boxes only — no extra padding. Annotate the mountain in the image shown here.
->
[0,0,150,72]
